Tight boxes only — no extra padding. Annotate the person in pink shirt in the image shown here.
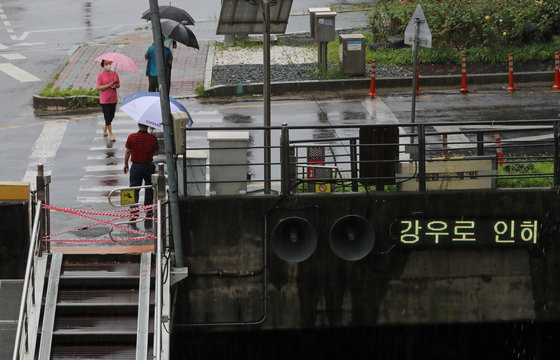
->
[96,59,120,141]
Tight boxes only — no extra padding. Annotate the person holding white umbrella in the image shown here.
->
[123,123,159,221]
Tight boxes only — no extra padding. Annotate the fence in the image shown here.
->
[179,119,560,195]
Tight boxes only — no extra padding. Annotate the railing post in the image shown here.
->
[36,164,50,254]
[156,163,168,245]
[350,138,358,192]
[418,124,426,191]
[280,123,290,195]
[554,121,560,188]
[477,131,485,156]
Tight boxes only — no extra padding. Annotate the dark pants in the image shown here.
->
[101,103,116,126]
[130,162,155,206]
[148,76,158,92]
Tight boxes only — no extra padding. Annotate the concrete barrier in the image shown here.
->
[175,189,560,329]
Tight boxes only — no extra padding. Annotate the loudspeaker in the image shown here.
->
[329,215,374,261]
[270,217,317,263]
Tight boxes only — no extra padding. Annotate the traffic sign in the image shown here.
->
[121,189,135,205]
[315,183,331,193]
[404,4,432,48]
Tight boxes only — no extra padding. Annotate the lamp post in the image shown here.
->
[148,0,184,267]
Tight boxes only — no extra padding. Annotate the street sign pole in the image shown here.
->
[411,19,420,124]
[263,0,271,194]
[404,4,432,125]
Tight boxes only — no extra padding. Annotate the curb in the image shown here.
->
[34,70,556,115]
[205,71,556,97]
[33,95,101,116]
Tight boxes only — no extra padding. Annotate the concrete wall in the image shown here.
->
[174,189,560,329]
[0,201,29,279]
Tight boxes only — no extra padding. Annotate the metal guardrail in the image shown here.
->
[12,200,43,360]
[180,120,560,195]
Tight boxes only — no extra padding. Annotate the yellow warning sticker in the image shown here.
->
[121,189,135,205]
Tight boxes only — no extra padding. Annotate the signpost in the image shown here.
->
[404,4,432,123]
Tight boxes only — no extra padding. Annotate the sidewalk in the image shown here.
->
[38,11,370,106]
[51,31,209,100]
[36,9,557,111]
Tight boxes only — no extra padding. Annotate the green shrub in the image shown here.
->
[368,0,560,49]
[39,84,99,98]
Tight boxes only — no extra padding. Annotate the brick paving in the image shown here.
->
[52,31,208,99]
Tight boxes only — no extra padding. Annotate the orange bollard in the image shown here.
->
[442,134,448,158]
[460,54,469,93]
[507,53,516,91]
[493,131,504,167]
[368,59,377,97]
[554,51,560,89]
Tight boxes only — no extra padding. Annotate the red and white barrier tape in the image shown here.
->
[42,204,157,243]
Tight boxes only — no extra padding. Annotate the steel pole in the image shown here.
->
[148,0,184,267]
[411,19,420,123]
[263,0,271,194]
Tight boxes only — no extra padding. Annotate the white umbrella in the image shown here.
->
[120,92,192,130]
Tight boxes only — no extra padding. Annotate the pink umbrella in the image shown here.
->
[95,52,138,72]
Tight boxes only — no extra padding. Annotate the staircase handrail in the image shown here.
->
[153,199,163,360]
[13,200,43,360]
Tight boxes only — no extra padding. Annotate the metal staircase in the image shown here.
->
[38,252,154,359]
[13,199,170,360]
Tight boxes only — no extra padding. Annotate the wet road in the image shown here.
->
[0,1,559,234]
[0,86,558,234]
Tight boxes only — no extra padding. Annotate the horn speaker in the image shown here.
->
[329,215,374,261]
[270,217,317,263]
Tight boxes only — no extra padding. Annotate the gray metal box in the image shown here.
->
[339,34,366,75]
[314,12,336,42]
[208,131,249,195]
[177,151,207,196]
[308,7,331,39]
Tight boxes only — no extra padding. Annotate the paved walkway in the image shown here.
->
[48,11,370,100]
[52,31,208,99]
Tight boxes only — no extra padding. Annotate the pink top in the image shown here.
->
[97,70,120,104]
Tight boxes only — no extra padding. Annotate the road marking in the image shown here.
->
[22,122,68,185]
[433,126,472,150]
[13,42,46,47]
[17,23,140,41]
[78,186,120,192]
[1,52,25,60]
[0,42,7,50]
[194,118,222,124]
[220,99,361,109]
[0,63,40,82]
[84,165,122,172]
[89,146,124,151]
[76,196,113,204]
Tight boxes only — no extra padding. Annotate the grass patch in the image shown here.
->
[497,160,554,188]
[39,83,99,98]
[294,159,555,193]
[195,83,206,97]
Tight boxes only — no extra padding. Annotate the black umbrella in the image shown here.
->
[160,19,199,50]
[141,5,195,26]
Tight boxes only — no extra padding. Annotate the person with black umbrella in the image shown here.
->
[145,41,173,92]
